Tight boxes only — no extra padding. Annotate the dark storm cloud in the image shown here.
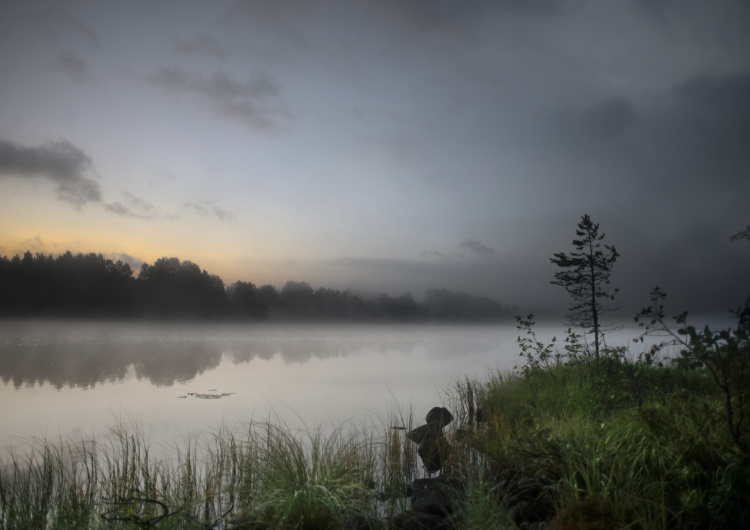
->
[37,5,101,50]
[614,226,750,318]
[579,98,636,140]
[631,70,750,193]
[224,0,559,52]
[546,97,637,151]
[675,71,750,122]
[174,35,226,60]
[634,0,750,29]
[181,201,237,222]
[105,193,162,220]
[0,139,101,207]
[147,68,288,129]
[383,0,560,30]
[54,52,89,81]
[658,71,750,193]
[460,238,496,258]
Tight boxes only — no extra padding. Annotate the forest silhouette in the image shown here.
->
[0,251,516,322]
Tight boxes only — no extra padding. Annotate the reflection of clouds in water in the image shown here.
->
[421,328,512,361]
[425,338,498,361]
[0,323,503,390]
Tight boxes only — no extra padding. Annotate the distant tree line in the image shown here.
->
[0,251,516,322]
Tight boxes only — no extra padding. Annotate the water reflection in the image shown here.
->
[0,322,504,390]
[0,321,551,459]
[0,337,223,389]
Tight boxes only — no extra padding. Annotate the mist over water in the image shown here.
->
[1,320,667,457]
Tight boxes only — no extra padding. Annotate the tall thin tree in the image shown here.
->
[551,214,619,358]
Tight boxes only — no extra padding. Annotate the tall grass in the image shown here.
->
[2,317,748,529]
[0,407,427,529]
[441,320,750,530]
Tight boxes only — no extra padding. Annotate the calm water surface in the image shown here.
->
[0,320,649,456]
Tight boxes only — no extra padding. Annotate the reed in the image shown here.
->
[0,408,423,529]
[2,320,748,528]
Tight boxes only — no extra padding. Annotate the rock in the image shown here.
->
[390,475,463,529]
[407,408,455,474]
[546,499,621,530]
[390,511,448,530]
[410,476,462,516]
[406,422,439,444]
[417,431,450,474]
[407,422,450,473]
[506,476,555,527]
[522,523,549,530]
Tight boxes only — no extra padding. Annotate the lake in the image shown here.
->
[0,319,654,457]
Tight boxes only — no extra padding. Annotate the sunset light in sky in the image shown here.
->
[1,0,748,315]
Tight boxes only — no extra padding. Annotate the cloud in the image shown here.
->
[174,35,226,60]
[105,252,144,271]
[460,238,496,257]
[581,98,636,139]
[0,139,101,207]
[38,5,101,50]
[421,250,446,260]
[548,97,637,145]
[181,201,237,222]
[105,193,162,220]
[324,255,528,305]
[633,70,750,192]
[384,0,560,31]
[55,52,89,81]
[19,236,46,253]
[147,68,288,129]
[675,70,750,121]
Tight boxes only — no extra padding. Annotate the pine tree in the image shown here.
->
[551,214,619,358]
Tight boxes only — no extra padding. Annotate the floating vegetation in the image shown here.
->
[176,391,236,399]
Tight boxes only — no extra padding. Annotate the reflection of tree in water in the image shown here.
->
[277,339,345,364]
[132,340,222,386]
[224,335,419,365]
[224,339,339,365]
[0,338,223,389]
[0,341,129,389]
[0,324,474,390]
[226,340,276,364]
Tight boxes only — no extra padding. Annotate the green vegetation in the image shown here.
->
[2,308,747,528]
[2,219,747,527]
[0,414,414,530]
[460,306,749,529]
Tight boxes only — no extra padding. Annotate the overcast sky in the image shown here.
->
[1,0,748,318]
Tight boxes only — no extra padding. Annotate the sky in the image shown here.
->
[1,0,748,318]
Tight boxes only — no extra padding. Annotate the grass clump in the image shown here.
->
[235,422,380,529]
[2,305,748,528]
[442,308,750,529]
[0,416,412,529]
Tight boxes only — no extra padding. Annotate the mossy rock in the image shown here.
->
[547,499,622,530]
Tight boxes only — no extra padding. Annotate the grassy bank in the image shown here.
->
[2,314,748,528]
